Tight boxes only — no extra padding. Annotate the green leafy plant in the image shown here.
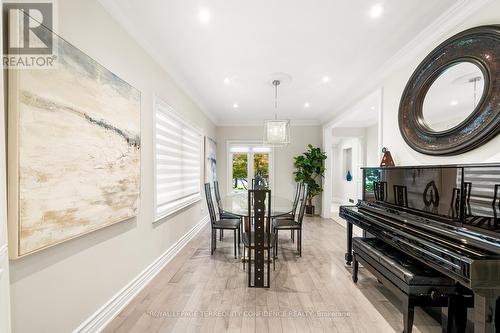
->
[293,144,327,206]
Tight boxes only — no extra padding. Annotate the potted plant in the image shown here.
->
[293,144,327,216]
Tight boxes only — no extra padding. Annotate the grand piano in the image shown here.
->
[340,164,500,333]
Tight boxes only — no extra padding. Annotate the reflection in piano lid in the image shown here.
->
[362,165,500,235]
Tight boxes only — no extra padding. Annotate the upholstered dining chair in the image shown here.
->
[204,183,241,258]
[214,181,241,219]
[213,180,242,241]
[273,184,308,257]
[274,182,302,242]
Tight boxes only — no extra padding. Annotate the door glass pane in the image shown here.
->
[253,153,269,189]
[232,153,248,191]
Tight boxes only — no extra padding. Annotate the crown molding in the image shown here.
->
[321,0,493,126]
[97,0,219,125]
[216,119,321,127]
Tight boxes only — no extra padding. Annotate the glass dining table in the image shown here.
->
[221,192,293,217]
[220,191,294,268]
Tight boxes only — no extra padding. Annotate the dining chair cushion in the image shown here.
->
[272,218,301,229]
[213,219,240,229]
[220,211,241,219]
[242,232,276,248]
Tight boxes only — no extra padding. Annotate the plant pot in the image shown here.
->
[306,205,315,216]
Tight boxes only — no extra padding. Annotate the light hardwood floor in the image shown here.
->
[104,217,442,333]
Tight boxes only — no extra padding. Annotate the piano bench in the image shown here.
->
[352,237,464,333]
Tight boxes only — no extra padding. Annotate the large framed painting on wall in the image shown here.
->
[204,137,217,183]
[7,22,141,258]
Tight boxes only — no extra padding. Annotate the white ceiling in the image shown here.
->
[99,0,461,125]
[331,89,381,129]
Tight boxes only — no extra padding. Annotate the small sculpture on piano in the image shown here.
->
[380,147,395,167]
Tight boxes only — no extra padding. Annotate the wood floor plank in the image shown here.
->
[105,217,443,333]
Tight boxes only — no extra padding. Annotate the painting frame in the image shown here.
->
[6,19,141,259]
[204,136,217,184]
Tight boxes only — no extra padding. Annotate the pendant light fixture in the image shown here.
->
[263,80,290,146]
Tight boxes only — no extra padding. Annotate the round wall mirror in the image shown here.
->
[422,62,485,132]
[399,25,500,156]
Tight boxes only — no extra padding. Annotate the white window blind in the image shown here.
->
[154,97,201,220]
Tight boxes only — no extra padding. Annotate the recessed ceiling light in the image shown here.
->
[370,106,375,110]
[224,77,230,84]
[322,76,330,83]
[233,103,239,108]
[370,4,384,18]
[199,8,210,23]
[304,102,310,108]
[451,100,458,106]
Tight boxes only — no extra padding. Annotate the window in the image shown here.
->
[154,97,202,220]
[228,142,272,193]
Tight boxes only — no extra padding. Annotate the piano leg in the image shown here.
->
[402,297,415,333]
[473,290,500,333]
[455,295,468,333]
[345,221,353,265]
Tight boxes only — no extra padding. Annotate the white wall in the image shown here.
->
[216,125,323,210]
[381,0,500,165]
[365,125,379,167]
[6,1,215,332]
[332,125,378,203]
[332,138,361,205]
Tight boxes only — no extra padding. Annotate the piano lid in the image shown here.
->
[362,164,500,236]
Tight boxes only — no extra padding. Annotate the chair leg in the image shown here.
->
[291,230,294,243]
[247,248,251,275]
[300,229,302,256]
[238,226,241,246]
[273,245,276,271]
[211,229,215,255]
[298,229,302,256]
[234,229,237,258]
[220,229,223,241]
[402,298,415,333]
[243,247,246,271]
[276,230,279,257]
[352,255,359,283]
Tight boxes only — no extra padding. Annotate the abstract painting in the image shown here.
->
[204,137,217,184]
[7,28,141,258]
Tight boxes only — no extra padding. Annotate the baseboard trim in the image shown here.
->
[74,215,209,333]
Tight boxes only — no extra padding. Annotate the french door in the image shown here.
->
[228,142,273,193]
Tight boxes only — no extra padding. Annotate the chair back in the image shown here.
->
[204,183,217,224]
[296,184,309,224]
[247,189,272,288]
[290,182,302,218]
[252,177,267,190]
[213,180,224,213]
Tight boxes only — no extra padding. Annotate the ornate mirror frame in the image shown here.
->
[399,25,500,156]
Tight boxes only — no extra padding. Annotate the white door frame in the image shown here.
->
[321,88,383,218]
[226,140,274,194]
